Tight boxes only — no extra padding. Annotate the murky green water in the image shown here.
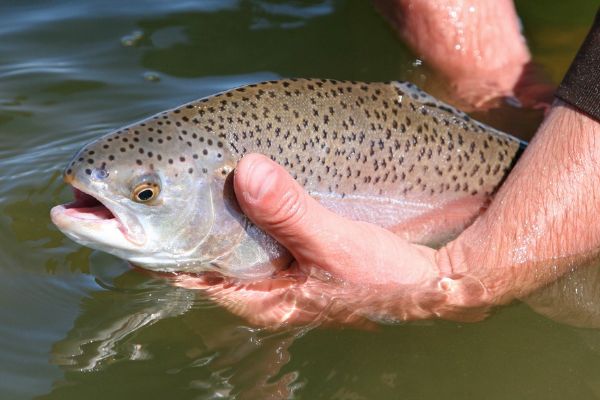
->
[1,1,599,398]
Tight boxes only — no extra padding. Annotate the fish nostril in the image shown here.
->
[91,168,109,181]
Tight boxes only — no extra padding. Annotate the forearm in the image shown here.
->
[374,0,531,106]
[440,101,600,305]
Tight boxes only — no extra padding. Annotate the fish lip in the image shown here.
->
[53,180,146,247]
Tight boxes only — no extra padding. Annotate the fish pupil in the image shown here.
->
[137,189,154,201]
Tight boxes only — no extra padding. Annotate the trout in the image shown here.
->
[51,79,524,279]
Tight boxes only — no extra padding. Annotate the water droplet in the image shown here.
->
[143,72,161,82]
[505,96,522,108]
[121,30,144,47]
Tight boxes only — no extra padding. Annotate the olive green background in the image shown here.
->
[0,1,598,398]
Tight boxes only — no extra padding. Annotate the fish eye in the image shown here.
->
[132,182,160,203]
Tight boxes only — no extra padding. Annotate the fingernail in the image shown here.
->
[245,158,277,203]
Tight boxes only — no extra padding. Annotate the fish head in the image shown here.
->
[50,115,247,273]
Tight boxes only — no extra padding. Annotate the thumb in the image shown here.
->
[233,154,439,288]
[233,153,342,261]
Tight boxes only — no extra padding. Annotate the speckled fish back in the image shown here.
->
[194,78,521,202]
[65,78,522,206]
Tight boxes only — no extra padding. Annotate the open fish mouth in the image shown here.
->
[51,187,145,248]
[62,188,117,221]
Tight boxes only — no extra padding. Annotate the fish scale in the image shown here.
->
[55,79,524,278]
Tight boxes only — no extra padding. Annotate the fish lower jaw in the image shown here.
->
[50,204,146,251]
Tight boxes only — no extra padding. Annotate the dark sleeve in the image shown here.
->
[555,9,600,121]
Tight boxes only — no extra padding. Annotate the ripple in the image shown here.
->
[0,0,592,399]
[0,59,77,80]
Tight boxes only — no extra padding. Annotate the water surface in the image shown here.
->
[1,1,599,398]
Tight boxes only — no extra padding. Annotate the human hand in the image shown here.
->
[174,102,600,329]
[373,0,554,110]
[173,154,493,328]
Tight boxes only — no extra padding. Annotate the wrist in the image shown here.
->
[439,101,600,307]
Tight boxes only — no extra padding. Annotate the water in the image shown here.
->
[1,0,599,398]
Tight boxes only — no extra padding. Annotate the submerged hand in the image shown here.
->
[174,154,492,328]
[374,0,554,110]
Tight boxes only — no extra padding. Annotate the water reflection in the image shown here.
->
[527,262,600,328]
[42,270,299,399]
[49,277,195,372]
